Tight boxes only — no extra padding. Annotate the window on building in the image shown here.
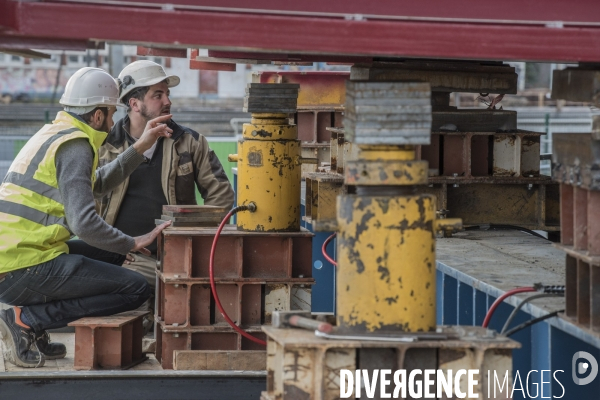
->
[11,55,20,62]
[69,55,79,63]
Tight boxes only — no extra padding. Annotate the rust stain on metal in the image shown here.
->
[252,129,273,138]
[247,150,263,167]
[438,349,467,364]
[495,134,516,145]
[492,166,517,177]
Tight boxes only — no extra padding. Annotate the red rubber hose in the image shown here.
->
[210,208,266,346]
[482,287,537,328]
[322,232,337,266]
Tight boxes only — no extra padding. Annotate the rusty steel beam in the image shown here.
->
[351,61,518,94]
[156,226,314,369]
[420,130,542,178]
[188,48,236,71]
[304,173,345,231]
[553,133,600,190]
[419,181,560,231]
[137,46,187,58]
[208,50,372,64]
[0,34,99,51]
[551,68,600,104]
[157,279,313,327]
[68,312,147,370]
[2,0,600,62]
[262,325,519,400]
[159,226,313,279]
[552,180,600,332]
[0,48,50,59]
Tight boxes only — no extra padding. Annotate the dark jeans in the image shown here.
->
[0,240,151,332]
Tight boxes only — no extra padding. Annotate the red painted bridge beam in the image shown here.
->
[2,0,600,63]
[137,46,187,58]
[59,0,600,26]
[0,34,101,52]
[207,50,373,64]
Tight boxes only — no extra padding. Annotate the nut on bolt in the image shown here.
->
[247,202,257,212]
[452,173,459,188]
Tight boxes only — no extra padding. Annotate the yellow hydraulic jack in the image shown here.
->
[260,82,517,400]
[230,112,301,231]
[336,81,461,334]
[229,83,316,232]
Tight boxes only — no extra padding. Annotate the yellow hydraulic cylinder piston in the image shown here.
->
[234,113,301,231]
[336,192,437,333]
[336,145,437,333]
[335,81,462,333]
[229,83,303,232]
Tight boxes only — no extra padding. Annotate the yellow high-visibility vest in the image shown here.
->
[0,111,107,273]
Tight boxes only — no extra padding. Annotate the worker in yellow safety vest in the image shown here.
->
[0,67,172,368]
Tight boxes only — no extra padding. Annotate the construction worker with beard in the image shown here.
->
[0,67,173,367]
[96,61,234,329]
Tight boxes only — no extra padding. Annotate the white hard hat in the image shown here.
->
[118,60,180,102]
[60,67,121,114]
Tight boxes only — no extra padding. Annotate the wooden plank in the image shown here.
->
[160,215,226,223]
[155,219,220,228]
[163,210,227,218]
[162,205,229,214]
[173,350,266,371]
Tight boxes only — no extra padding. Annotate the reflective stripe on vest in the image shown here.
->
[0,112,106,272]
[0,200,67,228]
[2,127,78,204]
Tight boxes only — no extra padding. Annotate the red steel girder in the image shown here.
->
[2,0,600,63]
[0,35,101,51]
[26,0,600,26]
[207,50,372,64]
[189,49,236,71]
[137,46,187,58]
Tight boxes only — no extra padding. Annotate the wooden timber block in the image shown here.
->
[157,205,229,227]
[68,311,148,370]
[173,350,266,371]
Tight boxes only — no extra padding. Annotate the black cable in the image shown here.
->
[464,224,549,240]
[501,294,561,334]
[504,310,563,337]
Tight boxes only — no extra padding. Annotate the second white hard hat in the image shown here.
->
[118,60,180,102]
[60,67,122,114]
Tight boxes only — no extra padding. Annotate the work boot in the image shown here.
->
[0,308,44,368]
[35,331,67,360]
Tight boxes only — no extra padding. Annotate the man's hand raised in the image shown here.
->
[131,220,171,256]
[133,114,173,155]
